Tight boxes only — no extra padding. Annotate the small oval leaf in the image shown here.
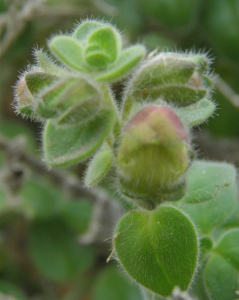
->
[84,142,114,187]
[49,36,88,72]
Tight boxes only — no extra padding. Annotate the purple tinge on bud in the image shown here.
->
[117,106,190,194]
[16,77,33,106]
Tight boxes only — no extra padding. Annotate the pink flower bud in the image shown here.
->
[117,106,190,200]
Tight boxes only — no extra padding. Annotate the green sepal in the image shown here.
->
[147,85,206,106]
[119,177,186,210]
[25,72,58,95]
[17,106,34,117]
[85,26,121,68]
[95,45,146,82]
[84,142,114,187]
[113,205,198,297]
[181,160,236,204]
[49,36,88,72]
[204,253,238,300]
[181,183,237,235]
[34,50,66,75]
[72,20,103,42]
[36,77,100,123]
[43,109,115,167]
[177,98,216,126]
[184,54,210,74]
[57,96,100,125]
[35,77,77,118]
[214,228,239,269]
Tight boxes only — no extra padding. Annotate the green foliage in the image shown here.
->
[204,253,238,300]
[29,219,95,282]
[180,160,236,204]
[92,265,143,300]
[11,15,239,300]
[113,205,198,297]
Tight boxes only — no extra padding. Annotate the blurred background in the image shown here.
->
[0,0,239,299]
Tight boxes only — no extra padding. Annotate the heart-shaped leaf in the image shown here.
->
[204,253,238,300]
[181,183,237,234]
[177,98,216,126]
[113,205,198,297]
[43,109,115,167]
[181,161,236,204]
[84,142,114,187]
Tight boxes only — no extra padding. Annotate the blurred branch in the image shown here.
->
[0,0,92,58]
[0,134,123,250]
[216,76,239,108]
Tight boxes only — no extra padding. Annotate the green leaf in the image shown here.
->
[29,219,95,282]
[20,179,64,218]
[25,72,58,95]
[214,228,239,269]
[59,200,92,234]
[177,98,216,126]
[181,160,236,204]
[219,199,239,230]
[43,109,115,167]
[204,253,238,300]
[113,205,198,297]
[72,20,103,42]
[49,36,88,72]
[92,265,143,300]
[181,183,237,235]
[85,26,121,68]
[84,142,114,187]
[95,45,146,82]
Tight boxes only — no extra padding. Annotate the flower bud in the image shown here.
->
[117,106,190,207]
[122,53,213,120]
[15,77,34,116]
